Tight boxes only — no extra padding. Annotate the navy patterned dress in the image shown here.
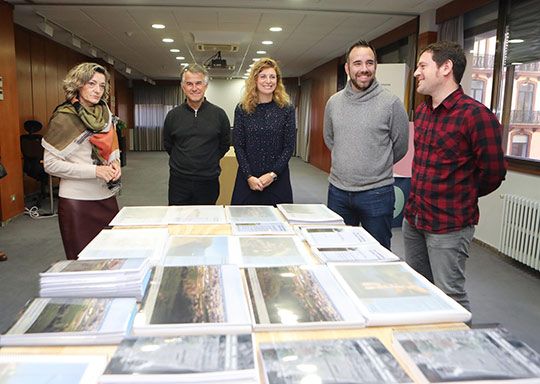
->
[231,100,296,205]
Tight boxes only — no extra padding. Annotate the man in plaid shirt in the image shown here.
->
[403,41,506,312]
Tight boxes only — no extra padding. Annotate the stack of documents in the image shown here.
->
[299,225,399,263]
[0,354,108,384]
[260,337,413,384]
[132,265,252,336]
[277,204,344,224]
[39,258,152,301]
[392,327,540,383]
[101,334,257,383]
[77,228,169,265]
[0,297,137,346]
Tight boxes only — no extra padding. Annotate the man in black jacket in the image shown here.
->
[164,64,231,205]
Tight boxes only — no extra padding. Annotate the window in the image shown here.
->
[471,79,485,103]
[511,134,529,157]
[515,82,535,123]
[463,30,496,108]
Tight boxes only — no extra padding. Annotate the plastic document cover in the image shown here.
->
[393,327,540,383]
[244,265,365,331]
[133,265,251,335]
[260,337,413,384]
[328,262,471,326]
[101,334,256,383]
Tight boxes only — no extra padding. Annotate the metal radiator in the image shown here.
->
[499,194,540,271]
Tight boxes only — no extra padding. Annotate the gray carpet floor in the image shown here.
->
[1,151,539,353]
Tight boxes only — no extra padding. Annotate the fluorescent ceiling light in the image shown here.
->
[269,27,282,32]
[181,63,189,66]
[125,67,131,74]
[252,58,260,61]
[38,20,54,37]
[508,39,524,43]
[262,40,273,45]
[175,56,185,60]
[71,36,81,48]
[170,48,180,53]
[105,56,114,65]
[152,24,165,29]
[242,76,248,79]
[162,38,174,43]
[256,50,266,54]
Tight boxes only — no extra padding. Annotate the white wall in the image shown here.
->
[205,78,246,125]
[476,170,540,248]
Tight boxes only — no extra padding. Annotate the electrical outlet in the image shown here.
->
[10,194,16,202]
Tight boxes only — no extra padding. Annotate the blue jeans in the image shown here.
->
[327,183,395,249]
[402,218,474,312]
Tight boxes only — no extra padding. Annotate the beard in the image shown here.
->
[350,74,374,91]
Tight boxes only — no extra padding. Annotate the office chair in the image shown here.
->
[20,120,49,207]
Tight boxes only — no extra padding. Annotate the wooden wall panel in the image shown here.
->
[0,1,25,221]
[30,33,48,127]
[11,24,134,205]
[14,26,32,134]
[300,59,338,173]
[45,38,60,116]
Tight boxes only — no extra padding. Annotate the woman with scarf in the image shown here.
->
[42,63,121,260]
[231,58,296,205]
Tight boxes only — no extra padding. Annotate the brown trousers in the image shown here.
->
[58,196,119,260]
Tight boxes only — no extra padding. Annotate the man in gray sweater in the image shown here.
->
[323,40,409,249]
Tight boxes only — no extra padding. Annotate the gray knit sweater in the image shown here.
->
[323,79,409,191]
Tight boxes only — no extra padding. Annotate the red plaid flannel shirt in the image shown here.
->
[404,87,506,233]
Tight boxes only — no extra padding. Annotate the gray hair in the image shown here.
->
[181,64,209,86]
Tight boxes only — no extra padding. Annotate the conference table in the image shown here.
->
[0,222,468,383]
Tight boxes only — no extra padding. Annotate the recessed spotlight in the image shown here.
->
[175,56,185,60]
[508,39,524,44]
[262,41,273,45]
[256,50,266,54]
[170,48,180,53]
[152,24,165,29]
[269,27,282,32]
[162,38,174,43]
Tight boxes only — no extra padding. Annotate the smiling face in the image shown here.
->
[181,71,208,108]
[345,46,377,92]
[414,50,444,97]
[256,67,277,100]
[78,72,106,107]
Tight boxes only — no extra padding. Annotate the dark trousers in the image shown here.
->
[168,174,220,205]
[58,196,119,260]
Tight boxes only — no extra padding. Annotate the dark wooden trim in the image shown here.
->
[436,0,494,24]
[506,156,540,176]
[370,19,417,50]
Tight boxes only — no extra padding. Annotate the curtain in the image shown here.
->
[438,15,464,46]
[296,79,312,162]
[285,81,300,156]
[133,84,183,151]
[506,0,540,65]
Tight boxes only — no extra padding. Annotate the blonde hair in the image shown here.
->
[63,62,110,102]
[240,57,289,114]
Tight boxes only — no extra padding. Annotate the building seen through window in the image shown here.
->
[464,30,540,161]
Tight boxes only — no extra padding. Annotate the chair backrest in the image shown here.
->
[23,120,43,134]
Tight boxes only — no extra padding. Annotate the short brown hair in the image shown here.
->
[420,41,467,84]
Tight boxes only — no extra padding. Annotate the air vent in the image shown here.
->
[196,43,239,52]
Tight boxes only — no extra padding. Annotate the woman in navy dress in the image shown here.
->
[231,58,296,205]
